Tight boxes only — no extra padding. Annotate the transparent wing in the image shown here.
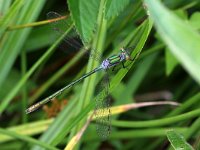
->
[47,11,83,51]
[95,71,111,139]
[47,11,101,61]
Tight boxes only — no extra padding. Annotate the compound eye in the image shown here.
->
[120,47,125,52]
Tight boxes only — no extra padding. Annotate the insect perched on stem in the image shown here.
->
[26,11,137,139]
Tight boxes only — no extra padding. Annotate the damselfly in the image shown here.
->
[26,11,136,139]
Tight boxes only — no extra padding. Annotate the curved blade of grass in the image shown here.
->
[144,0,200,84]
[111,108,200,128]
[7,16,68,52]
[0,128,58,150]
[92,101,179,119]
[7,16,67,31]
[167,93,200,117]
[167,130,194,150]
[84,128,188,141]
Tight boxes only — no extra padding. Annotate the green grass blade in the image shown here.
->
[111,109,200,128]
[167,93,200,117]
[85,128,188,140]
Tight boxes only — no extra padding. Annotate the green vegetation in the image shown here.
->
[0,0,200,149]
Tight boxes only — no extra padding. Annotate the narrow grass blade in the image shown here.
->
[85,128,188,141]
[111,108,200,128]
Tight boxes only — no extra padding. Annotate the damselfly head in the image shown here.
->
[120,48,131,60]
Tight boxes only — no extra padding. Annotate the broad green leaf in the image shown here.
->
[105,0,130,19]
[167,130,194,150]
[68,0,100,43]
[144,0,200,85]
[165,10,187,75]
